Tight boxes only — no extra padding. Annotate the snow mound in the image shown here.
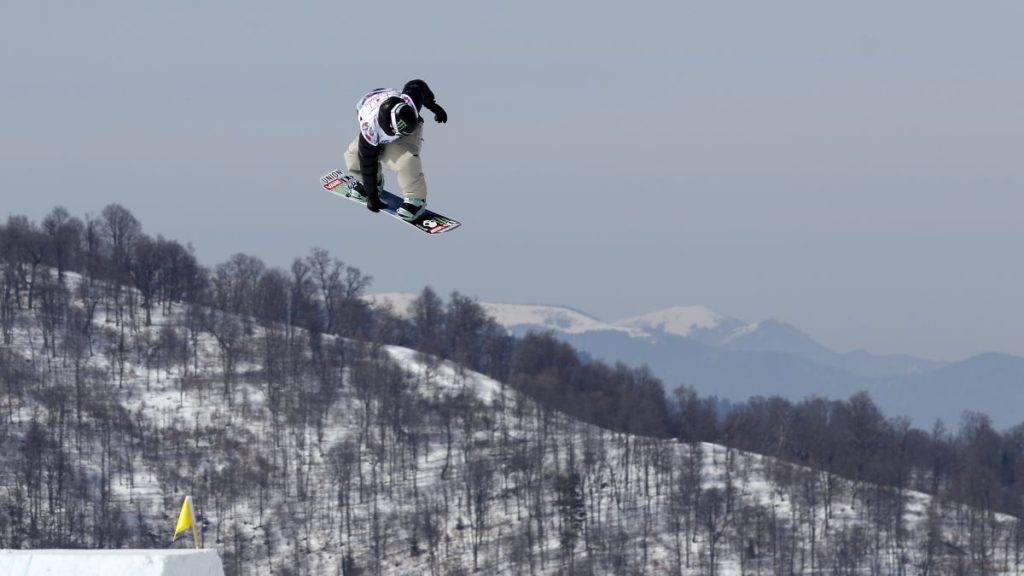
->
[0,550,224,576]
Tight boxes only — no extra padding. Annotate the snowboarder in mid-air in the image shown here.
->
[344,79,448,221]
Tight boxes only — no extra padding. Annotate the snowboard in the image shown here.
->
[320,169,461,235]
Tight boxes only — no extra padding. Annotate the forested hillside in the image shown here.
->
[1,205,1023,574]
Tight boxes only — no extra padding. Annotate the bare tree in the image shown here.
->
[99,203,141,274]
[206,310,246,402]
[699,487,730,576]
[4,215,46,309]
[410,287,445,360]
[212,253,265,317]
[554,470,586,572]
[41,206,83,285]
[128,234,164,325]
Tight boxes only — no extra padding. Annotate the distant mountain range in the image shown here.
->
[368,293,1024,430]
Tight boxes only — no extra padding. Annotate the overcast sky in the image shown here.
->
[2,1,1022,361]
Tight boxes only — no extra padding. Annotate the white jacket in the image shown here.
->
[356,88,416,146]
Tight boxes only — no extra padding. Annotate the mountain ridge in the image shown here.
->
[368,292,1022,428]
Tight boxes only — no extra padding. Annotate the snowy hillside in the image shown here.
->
[2,274,1022,575]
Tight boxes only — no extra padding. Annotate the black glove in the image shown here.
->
[427,102,448,124]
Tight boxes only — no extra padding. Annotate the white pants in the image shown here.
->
[344,122,427,200]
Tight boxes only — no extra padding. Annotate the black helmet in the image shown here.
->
[379,96,419,136]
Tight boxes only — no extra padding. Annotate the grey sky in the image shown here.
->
[2,1,1022,361]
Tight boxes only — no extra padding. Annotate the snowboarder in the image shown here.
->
[343,79,448,221]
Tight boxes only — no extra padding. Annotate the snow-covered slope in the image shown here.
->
[3,278,1021,575]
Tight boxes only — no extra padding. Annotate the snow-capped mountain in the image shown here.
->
[615,305,748,345]
[482,301,648,337]
[366,293,1024,428]
[367,292,650,338]
[367,292,938,378]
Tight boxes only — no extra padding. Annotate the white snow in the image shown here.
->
[721,321,762,344]
[615,305,729,337]
[383,345,504,404]
[367,292,649,337]
[363,291,419,315]
[0,550,224,576]
[479,301,644,336]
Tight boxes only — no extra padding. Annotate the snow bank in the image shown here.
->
[0,549,224,576]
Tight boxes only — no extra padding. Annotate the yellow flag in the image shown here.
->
[172,496,194,542]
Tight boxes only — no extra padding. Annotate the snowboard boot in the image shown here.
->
[346,181,369,202]
[348,181,386,211]
[397,198,427,221]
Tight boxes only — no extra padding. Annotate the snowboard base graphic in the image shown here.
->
[320,169,461,235]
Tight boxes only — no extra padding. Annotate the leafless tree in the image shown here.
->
[41,206,83,285]
[4,215,46,309]
[99,203,141,275]
[128,234,164,325]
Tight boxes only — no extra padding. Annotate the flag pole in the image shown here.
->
[190,497,202,549]
[192,496,201,549]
